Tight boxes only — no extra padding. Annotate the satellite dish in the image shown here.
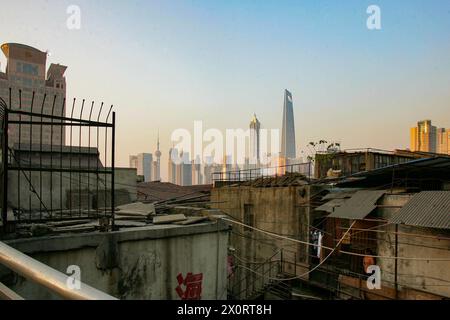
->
[45,50,52,57]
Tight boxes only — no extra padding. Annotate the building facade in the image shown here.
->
[314,149,436,179]
[0,43,67,146]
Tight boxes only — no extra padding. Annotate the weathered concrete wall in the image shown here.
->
[211,185,317,297]
[7,167,137,210]
[377,194,450,299]
[1,221,229,300]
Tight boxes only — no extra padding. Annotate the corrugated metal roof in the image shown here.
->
[315,198,347,213]
[389,191,450,230]
[327,190,386,220]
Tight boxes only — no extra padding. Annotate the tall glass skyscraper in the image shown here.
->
[281,89,296,160]
[249,113,261,164]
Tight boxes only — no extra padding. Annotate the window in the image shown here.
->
[243,204,254,232]
[16,62,38,76]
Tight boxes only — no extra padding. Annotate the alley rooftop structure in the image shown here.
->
[212,154,450,300]
[0,43,67,146]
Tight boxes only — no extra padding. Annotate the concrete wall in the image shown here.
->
[376,194,450,299]
[7,167,137,211]
[1,221,229,300]
[211,185,318,297]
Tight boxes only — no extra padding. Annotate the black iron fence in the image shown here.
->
[0,88,115,230]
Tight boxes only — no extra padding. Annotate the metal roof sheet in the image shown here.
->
[389,191,450,230]
[327,190,386,220]
[315,198,347,213]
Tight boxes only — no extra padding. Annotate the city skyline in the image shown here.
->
[1,0,450,182]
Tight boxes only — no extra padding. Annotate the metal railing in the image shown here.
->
[213,162,312,184]
[0,241,117,300]
[0,88,116,230]
[230,250,281,299]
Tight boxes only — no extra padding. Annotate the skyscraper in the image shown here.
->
[249,113,261,164]
[410,120,437,153]
[192,156,203,185]
[130,153,153,182]
[281,89,296,160]
[437,128,450,155]
[0,43,67,146]
[168,148,178,184]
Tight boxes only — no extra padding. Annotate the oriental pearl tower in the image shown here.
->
[154,131,162,181]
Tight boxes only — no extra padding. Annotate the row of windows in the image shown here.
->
[16,62,39,76]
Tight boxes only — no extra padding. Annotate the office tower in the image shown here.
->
[437,128,450,155]
[0,43,67,146]
[130,153,153,182]
[249,113,261,165]
[281,89,296,160]
[410,120,437,153]
[153,133,162,181]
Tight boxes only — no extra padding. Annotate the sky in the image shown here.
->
[1,0,449,180]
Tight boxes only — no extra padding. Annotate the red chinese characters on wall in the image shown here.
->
[175,272,203,300]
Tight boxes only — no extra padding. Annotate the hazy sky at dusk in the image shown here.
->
[1,0,449,180]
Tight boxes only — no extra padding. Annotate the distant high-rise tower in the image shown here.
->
[130,153,152,182]
[249,114,261,164]
[410,120,437,153]
[168,148,177,184]
[153,132,162,181]
[281,89,296,160]
[437,128,450,155]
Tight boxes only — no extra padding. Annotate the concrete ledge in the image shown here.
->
[5,220,231,254]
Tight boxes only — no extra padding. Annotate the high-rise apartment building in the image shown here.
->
[281,89,296,160]
[437,128,450,155]
[130,153,153,182]
[0,43,67,146]
[410,120,437,153]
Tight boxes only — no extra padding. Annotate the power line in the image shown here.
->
[220,216,450,261]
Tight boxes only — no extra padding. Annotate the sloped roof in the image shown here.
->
[137,182,211,202]
[389,191,450,230]
[327,190,386,220]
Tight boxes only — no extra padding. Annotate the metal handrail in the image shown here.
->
[0,241,117,300]
[213,162,312,183]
